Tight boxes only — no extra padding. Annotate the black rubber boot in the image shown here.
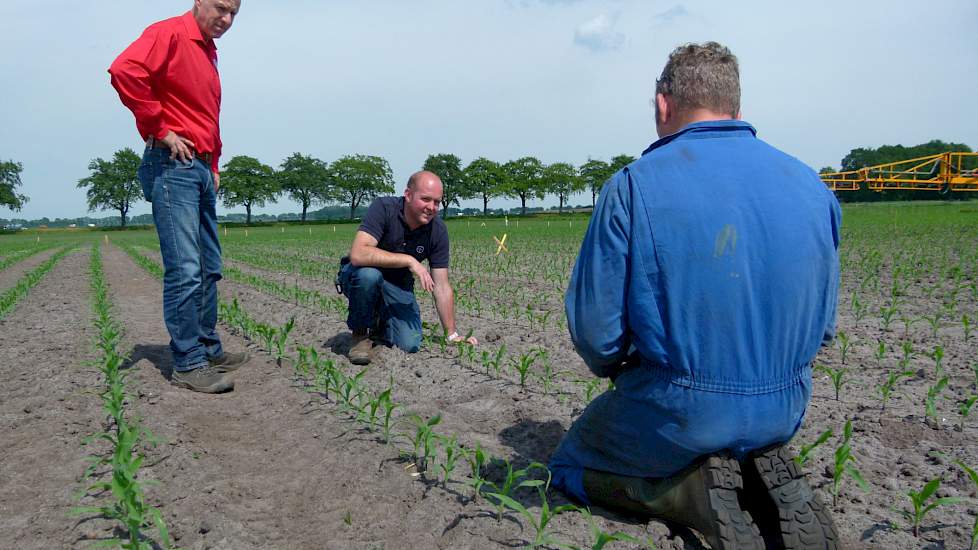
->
[741,445,839,550]
[583,455,765,549]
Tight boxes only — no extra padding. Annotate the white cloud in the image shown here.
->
[573,13,624,52]
[653,5,689,25]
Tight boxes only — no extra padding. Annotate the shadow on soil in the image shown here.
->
[123,343,173,380]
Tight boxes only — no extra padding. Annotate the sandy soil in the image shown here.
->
[0,241,975,549]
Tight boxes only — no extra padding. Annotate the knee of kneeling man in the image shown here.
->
[395,333,421,354]
[355,267,384,287]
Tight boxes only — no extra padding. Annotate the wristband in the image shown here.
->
[447,331,460,341]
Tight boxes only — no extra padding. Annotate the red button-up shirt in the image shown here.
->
[109,11,222,173]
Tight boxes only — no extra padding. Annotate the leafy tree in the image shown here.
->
[463,157,503,215]
[542,162,583,214]
[220,155,278,224]
[76,148,141,227]
[329,154,395,219]
[0,159,28,211]
[278,153,330,222]
[819,166,836,174]
[579,159,614,207]
[502,156,544,216]
[422,154,466,218]
[610,154,636,173]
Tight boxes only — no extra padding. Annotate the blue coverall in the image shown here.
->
[549,120,841,505]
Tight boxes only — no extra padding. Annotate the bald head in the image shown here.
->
[407,170,443,193]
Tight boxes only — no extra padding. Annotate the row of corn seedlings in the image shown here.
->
[213,292,649,549]
[0,246,71,320]
[73,244,173,550]
[0,243,51,272]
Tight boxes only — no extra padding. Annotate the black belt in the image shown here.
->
[147,136,213,165]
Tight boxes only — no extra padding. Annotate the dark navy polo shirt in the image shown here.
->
[358,196,450,288]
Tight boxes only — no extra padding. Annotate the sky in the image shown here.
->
[1,0,976,220]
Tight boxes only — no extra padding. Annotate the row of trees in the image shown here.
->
[76,150,637,225]
[422,154,635,218]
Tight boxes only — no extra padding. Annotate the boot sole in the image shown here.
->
[748,446,839,550]
[701,456,766,550]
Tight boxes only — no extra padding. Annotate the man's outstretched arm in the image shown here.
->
[431,268,477,345]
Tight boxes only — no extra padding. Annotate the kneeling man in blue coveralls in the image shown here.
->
[339,170,478,365]
[548,42,842,550]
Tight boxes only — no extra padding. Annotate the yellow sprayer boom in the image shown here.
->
[820,152,978,192]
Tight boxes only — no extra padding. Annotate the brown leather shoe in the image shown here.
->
[208,351,251,372]
[349,335,373,365]
[171,365,234,393]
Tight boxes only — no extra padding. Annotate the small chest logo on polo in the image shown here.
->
[416,246,425,255]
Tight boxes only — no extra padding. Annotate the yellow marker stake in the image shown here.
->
[104,235,109,244]
[245,229,249,237]
[224,226,227,237]
[281,227,284,233]
[494,234,509,255]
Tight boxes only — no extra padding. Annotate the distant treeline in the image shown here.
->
[820,140,975,203]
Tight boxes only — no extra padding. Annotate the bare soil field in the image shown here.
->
[1,209,976,549]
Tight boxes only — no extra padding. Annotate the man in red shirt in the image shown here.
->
[109,0,247,393]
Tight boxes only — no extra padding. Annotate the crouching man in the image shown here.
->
[338,170,477,365]
[548,42,841,549]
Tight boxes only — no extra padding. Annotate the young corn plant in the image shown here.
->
[874,340,887,366]
[483,460,549,522]
[930,345,945,376]
[880,303,899,331]
[958,395,978,431]
[836,331,852,364]
[512,351,539,389]
[831,420,869,507]
[255,323,277,353]
[272,317,296,367]
[487,477,579,550]
[466,442,490,501]
[481,345,507,377]
[815,365,848,401]
[437,434,465,487]
[899,340,915,370]
[878,369,916,413]
[963,313,974,341]
[900,477,963,537]
[923,309,943,338]
[794,428,833,467]
[925,376,949,422]
[404,413,442,473]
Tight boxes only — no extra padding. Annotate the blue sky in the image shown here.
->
[1,0,976,220]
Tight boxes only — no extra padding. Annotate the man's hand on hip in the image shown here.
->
[213,171,220,193]
[161,131,196,163]
[411,259,435,292]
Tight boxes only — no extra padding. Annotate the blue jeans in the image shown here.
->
[138,147,223,372]
[339,264,421,353]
